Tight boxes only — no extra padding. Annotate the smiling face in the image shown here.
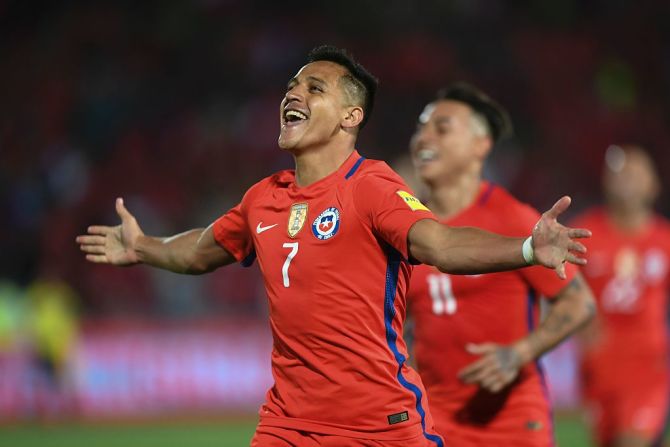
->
[409,100,492,185]
[278,61,360,153]
[603,145,660,211]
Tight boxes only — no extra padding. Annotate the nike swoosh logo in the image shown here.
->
[256,223,278,234]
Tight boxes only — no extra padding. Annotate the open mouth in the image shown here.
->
[415,148,438,164]
[283,109,309,127]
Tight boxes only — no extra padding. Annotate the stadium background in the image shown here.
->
[1,1,669,446]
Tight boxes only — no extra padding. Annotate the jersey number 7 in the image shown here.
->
[282,242,299,287]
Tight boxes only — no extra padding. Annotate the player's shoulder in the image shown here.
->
[353,157,408,187]
[570,207,607,227]
[242,169,295,201]
[485,183,528,208]
[483,183,540,226]
[652,213,670,238]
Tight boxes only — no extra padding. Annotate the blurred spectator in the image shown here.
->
[25,278,80,420]
[0,280,25,356]
[572,146,670,447]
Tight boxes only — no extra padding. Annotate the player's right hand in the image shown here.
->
[459,343,523,393]
[76,198,144,266]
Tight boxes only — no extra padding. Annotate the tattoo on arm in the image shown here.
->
[496,347,521,373]
[525,274,593,359]
[564,275,584,293]
[543,308,574,334]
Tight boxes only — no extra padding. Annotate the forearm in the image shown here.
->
[135,228,216,274]
[410,221,528,274]
[513,274,596,364]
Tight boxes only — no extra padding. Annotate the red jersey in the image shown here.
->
[571,208,670,392]
[408,182,577,445]
[213,151,443,444]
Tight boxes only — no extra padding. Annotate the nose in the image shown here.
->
[412,126,433,151]
[284,85,305,105]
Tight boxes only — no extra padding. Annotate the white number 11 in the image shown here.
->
[427,273,457,315]
[282,242,299,287]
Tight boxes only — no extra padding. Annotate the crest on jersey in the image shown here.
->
[396,190,430,211]
[644,248,668,281]
[312,207,340,240]
[287,203,308,238]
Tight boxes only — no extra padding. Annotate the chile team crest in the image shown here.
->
[312,207,341,240]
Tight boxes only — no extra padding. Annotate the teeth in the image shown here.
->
[417,149,437,162]
[286,110,308,121]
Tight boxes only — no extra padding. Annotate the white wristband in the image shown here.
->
[522,236,535,265]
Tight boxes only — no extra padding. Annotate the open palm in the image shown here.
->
[532,196,591,279]
[76,198,144,266]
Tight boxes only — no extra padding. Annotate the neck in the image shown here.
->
[426,169,482,219]
[607,203,653,232]
[293,139,355,187]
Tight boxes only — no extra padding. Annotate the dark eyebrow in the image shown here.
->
[306,75,326,85]
[286,75,327,89]
[434,116,452,125]
[418,114,451,126]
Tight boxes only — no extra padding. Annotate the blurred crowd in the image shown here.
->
[1,0,669,319]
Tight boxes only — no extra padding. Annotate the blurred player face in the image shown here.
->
[278,61,359,152]
[409,100,491,186]
[603,145,660,211]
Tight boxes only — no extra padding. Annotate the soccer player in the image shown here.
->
[406,83,596,446]
[76,47,590,447]
[572,145,670,447]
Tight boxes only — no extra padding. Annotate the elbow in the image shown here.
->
[424,249,446,272]
[566,273,597,328]
[184,264,208,275]
[424,251,464,275]
[183,253,213,275]
[583,297,597,324]
[576,292,597,327]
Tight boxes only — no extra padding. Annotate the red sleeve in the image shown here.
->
[212,202,253,262]
[353,171,436,259]
[511,202,578,298]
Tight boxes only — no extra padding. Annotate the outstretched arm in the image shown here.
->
[458,273,595,392]
[76,198,235,274]
[408,196,591,279]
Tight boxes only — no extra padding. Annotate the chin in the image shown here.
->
[278,126,308,150]
[278,138,305,153]
[277,139,292,150]
[417,165,440,183]
[278,132,298,150]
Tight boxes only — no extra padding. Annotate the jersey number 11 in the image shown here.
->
[427,273,457,315]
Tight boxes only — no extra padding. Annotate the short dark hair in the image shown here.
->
[307,45,379,129]
[437,82,513,143]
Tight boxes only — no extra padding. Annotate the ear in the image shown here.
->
[473,135,493,160]
[341,106,364,130]
[650,169,662,201]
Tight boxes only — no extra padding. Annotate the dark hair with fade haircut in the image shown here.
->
[437,82,513,143]
[307,45,379,129]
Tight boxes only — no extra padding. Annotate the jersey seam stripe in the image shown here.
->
[527,290,556,447]
[384,248,444,447]
[344,156,366,179]
[477,182,496,206]
[652,405,670,446]
[241,249,257,267]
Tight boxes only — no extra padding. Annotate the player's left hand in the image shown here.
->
[532,196,591,279]
[458,343,523,393]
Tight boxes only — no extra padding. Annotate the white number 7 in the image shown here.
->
[282,242,299,288]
